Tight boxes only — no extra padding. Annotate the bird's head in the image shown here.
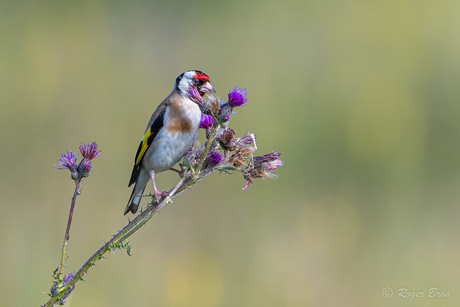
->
[176,70,215,98]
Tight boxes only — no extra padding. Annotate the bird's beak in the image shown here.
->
[199,81,215,96]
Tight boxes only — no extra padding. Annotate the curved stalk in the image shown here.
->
[43,177,186,307]
[57,179,82,284]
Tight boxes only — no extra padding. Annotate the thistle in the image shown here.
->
[199,114,214,139]
[56,142,101,181]
[228,85,248,108]
[44,82,283,307]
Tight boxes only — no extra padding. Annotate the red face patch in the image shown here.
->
[193,72,210,82]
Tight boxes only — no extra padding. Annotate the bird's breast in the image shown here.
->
[164,99,201,134]
[142,99,201,173]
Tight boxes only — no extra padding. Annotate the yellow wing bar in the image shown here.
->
[135,128,152,165]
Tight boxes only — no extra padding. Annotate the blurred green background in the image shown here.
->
[1,0,460,306]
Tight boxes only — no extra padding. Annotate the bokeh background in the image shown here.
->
[1,1,460,306]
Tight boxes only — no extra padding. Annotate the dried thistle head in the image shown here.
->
[244,168,265,181]
[230,146,255,168]
[217,128,237,151]
[242,152,283,189]
[237,132,257,149]
[209,96,221,118]
[253,152,281,168]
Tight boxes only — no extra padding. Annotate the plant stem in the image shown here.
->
[43,176,187,307]
[43,160,248,306]
[196,124,218,175]
[58,179,82,284]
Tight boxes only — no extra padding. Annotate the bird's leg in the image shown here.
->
[149,169,161,202]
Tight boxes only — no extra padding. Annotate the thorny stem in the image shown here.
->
[44,144,279,306]
[43,150,278,306]
[43,176,189,307]
[44,87,282,306]
[196,123,218,176]
[58,179,82,284]
[44,162,227,306]
[44,164,248,306]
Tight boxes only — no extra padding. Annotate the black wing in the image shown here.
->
[128,108,166,187]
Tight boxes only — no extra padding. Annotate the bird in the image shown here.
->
[124,70,215,215]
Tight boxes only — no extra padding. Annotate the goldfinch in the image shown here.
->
[124,70,214,215]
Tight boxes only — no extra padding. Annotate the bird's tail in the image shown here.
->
[124,184,146,215]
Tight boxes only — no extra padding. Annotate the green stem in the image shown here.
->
[196,124,218,175]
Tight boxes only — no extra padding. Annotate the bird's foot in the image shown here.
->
[160,190,169,197]
[170,167,184,178]
[152,190,169,203]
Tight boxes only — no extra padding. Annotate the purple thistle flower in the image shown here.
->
[55,149,77,171]
[56,142,100,180]
[199,114,214,130]
[188,86,204,106]
[205,150,224,168]
[79,142,101,161]
[228,85,248,108]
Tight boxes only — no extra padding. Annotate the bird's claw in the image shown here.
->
[160,190,168,197]
[170,167,185,178]
[153,190,169,202]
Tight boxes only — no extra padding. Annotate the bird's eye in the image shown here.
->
[192,78,200,86]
